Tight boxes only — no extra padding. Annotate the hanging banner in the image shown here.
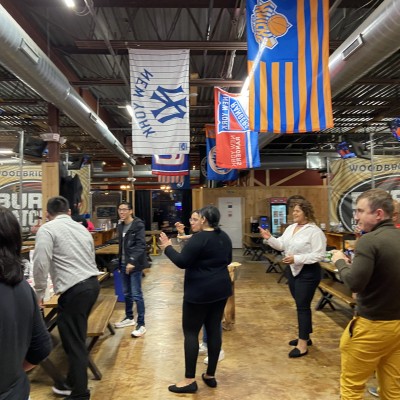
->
[329,157,400,231]
[152,154,189,178]
[214,87,260,169]
[0,165,42,229]
[246,0,333,133]
[205,125,238,181]
[128,49,190,155]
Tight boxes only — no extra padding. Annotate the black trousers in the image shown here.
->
[57,276,100,399]
[287,264,321,340]
[182,299,227,378]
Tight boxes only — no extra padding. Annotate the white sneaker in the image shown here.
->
[204,349,225,365]
[114,318,135,328]
[199,342,208,355]
[368,387,379,398]
[131,326,147,337]
[52,383,72,396]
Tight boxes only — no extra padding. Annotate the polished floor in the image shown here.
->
[29,250,378,400]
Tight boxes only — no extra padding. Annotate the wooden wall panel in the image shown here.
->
[197,186,328,235]
[41,162,59,213]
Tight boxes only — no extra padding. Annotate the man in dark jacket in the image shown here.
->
[332,189,400,399]
[114,201,148,337]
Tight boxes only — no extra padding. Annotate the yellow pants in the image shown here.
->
[340,316,400,400]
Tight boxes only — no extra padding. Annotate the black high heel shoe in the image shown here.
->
[202,373,217,388]
[168,381,198,393]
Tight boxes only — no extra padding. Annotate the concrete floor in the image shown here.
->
[28,250,378,399]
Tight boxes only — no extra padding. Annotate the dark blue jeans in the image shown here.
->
[120,265,145,326]
[287,263,321,340]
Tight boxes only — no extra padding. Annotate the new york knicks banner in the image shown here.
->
[205,125,238,181]
[214,87,260,169]
[152,154,189,184]
[129,49,190,155]
[246,0,333,133]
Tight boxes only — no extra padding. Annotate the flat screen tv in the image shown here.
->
[13,136,47,158]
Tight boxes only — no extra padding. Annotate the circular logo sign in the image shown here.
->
[338,175,400,231]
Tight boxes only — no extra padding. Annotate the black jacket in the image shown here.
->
[118,217,148,271]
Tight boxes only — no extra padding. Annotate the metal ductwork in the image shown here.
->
[330,0,400,97]
[0,6,135,167]
[92,165,200,179]
[255,154,307,170]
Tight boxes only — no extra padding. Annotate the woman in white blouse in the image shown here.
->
[259,199,326,358]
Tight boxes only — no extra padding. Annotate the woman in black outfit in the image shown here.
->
[0,206,52,400]
[159,205,232,394]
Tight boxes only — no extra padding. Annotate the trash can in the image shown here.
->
[113,269,125,302]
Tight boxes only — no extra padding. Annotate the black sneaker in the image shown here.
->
[52,382,72,396]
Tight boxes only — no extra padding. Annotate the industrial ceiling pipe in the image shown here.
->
[0,6,135,167]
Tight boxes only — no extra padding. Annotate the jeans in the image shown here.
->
[340,316,400,400]
[58,276,100,399]
[120,265,145,326]
[287,263,321,340]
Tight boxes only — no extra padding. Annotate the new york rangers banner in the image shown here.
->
[129,49,190,155]
[205,125,238,181]
[152,154,189,184]
[214,87,260,169]
[246,0,333,133]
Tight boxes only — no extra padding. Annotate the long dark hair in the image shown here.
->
[199,205,221,232]
[0,207,23,285]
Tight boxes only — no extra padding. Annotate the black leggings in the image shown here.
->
[182,299,227,378]
[287,264,321,340]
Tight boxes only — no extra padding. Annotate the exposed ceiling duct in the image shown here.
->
[329,0,400,97]
[92,165,200,179]
[0,6,135,167]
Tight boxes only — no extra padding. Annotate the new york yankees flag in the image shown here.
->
[128,49,190,155]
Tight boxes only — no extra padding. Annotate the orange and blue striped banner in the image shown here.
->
[246,0,333,133]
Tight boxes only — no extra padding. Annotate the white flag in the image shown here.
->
[128,49,190,155]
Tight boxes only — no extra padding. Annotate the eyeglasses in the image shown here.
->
[118,208,131,212]
[189,218,200,223]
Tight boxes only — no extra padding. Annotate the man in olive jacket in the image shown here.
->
[114,201,148,338]
[332,189,400,400]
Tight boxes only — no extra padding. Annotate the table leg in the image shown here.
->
[151,234,159,256]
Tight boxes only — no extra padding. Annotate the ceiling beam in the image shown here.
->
[59,39,342,54]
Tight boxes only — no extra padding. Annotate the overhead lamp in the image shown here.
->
[126,104,134,117]
[0,149,14,154]
[64,0,75,8]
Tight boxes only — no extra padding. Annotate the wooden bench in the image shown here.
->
[315,279,356,311]
[86,294,117,380]
[264,252,287,283]
[242,238,263,260]
[40,291,117,384]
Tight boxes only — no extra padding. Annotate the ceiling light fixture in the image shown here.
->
[0,149,14,154]
[126,104,134,117]
[64,0,76,8]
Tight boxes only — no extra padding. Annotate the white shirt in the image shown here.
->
[33,214,100,300]
[264,223,326,276]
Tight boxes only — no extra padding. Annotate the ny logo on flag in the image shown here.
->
[151,86,187,123]
[250,1,292,50]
